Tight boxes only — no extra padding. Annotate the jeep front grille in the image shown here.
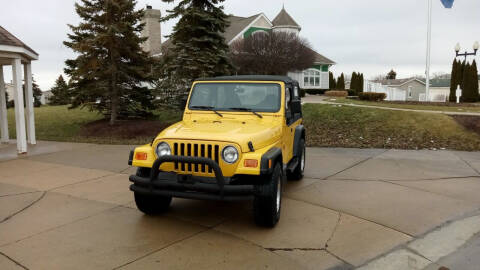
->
[173,142,220,173]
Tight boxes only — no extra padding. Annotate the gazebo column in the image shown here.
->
[24,62,36,145]
[0,65,8,143]
[12,58,27,153]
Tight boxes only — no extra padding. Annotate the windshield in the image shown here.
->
[188,83,281,112]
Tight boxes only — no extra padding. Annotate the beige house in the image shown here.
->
[141,6,335,89]
[373,78,427,101]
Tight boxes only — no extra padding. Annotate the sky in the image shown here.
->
[1,0,479,91]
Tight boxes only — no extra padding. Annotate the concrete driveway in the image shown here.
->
[1,141,480,269]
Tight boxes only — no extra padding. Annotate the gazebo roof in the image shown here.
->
[0,26,38,60]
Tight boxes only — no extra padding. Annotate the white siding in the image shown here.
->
[364,81,406,101]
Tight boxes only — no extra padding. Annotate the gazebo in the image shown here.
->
[0,26,38,154]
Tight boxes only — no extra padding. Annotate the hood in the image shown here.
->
[158,119,282,152]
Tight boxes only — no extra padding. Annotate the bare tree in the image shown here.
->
[371,74,386,81]
[229,32,315,75]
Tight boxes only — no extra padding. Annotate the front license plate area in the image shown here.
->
[177,174,195,184]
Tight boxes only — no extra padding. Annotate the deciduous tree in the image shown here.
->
[230,31,315,75]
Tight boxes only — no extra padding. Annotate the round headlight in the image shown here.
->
[155,142,171,157]
[222,146,239,164]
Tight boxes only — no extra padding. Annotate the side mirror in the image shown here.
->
[291,100,302,113]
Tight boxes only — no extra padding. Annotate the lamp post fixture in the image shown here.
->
[455,41,480,60]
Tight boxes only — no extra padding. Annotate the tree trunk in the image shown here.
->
[110,78,118,126]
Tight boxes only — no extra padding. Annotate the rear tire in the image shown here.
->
[287,139,305,181]
[134,167,172,215]
[253,163,282,227]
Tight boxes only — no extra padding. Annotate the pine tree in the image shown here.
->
[329,71,336,90]
[359,73,364,92]
[461,62,473,102]
[64,0,154,125]
[459,60,466,90]
[337,73,345,90]
[22,76,43,107]
[472,60,479,101]
[32,78,42,107]
[350,72,357,93]
[156,0,233,108]
[49,75,71,105]
[449,59,458,102]
[386,69,397,80]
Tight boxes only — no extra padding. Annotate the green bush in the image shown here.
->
[358,92,386,101]
[300,88,306,97]
[325,90,348,97]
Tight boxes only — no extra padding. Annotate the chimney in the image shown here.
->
[141,6,162,56]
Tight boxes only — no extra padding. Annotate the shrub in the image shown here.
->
[300,88,306,97]
[347,89,357,96]
[304,89,326,95]
[325,90,348,97]
[358,92,386,101]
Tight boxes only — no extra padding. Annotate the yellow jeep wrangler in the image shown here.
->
[128,75,305,227]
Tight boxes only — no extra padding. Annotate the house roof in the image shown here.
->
[272,8,301,29]
[161,10,335,65]
[429,78,450,88]
[0,26,38,57]
[373,78,425,87]
[161,14,260,51]
[307,47,335,65]
[224,14,261,43]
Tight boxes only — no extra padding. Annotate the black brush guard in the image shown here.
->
[129,155,256,201]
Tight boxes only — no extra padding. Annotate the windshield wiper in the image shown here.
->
[228,107,263,118]
[190,105,223,117]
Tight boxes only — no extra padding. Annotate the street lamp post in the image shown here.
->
[455,41,480,61]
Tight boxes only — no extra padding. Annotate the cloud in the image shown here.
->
[1,0,478,89]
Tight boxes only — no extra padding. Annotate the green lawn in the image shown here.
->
[329,97,480,113]
[6,105,182,145]
[6,104,480,150]
[303,103,480,151]
[7,105,102,142]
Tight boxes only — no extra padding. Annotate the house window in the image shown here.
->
[303,69,321,87]
[408,86,412,98]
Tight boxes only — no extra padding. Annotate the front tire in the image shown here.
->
[134,167,172,215]
[253,163,282,227]
[287,139,305,181]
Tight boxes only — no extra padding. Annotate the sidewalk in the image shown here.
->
[1,141,480,269]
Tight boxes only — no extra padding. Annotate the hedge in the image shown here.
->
[325,90,348,97]
[358,92,386,101]
[304,89,326,95]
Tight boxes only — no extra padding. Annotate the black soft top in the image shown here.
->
[195,75,295,84]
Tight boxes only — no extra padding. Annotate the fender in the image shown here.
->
[293,125,305,158]
[260,147,282,175]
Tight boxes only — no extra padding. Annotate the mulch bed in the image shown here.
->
[452,115,480,135]
[80,119,173,139]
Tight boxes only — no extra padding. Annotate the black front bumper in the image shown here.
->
[129,155,256,201]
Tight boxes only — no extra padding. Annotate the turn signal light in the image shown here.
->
[135,152,148,160]
[244,159,258,168]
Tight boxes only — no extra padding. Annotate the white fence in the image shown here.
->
[363,81,406,101]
